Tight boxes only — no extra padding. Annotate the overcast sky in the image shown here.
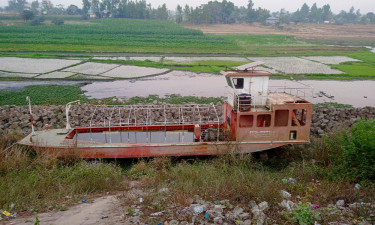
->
[1,0,374,14]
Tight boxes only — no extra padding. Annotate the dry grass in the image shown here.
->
[0,136,125,213]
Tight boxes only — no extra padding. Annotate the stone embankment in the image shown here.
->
[0,104,374,136]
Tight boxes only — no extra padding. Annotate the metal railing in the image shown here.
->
[69,104,222,143]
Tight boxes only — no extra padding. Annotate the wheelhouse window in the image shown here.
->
[232,78,244,89]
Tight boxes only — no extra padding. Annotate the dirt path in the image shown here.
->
[8,195,124,225]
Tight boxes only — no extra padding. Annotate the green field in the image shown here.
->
[0,18,366,55]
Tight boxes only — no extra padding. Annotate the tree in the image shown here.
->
[246,0,257,23]
[82,0,91,14]
[67,4,81,15]
[183,4,191,22]
[41,0,53,14]
[7,0,27,12]
[31,0,40,15]
[321,4,332,21]
[176,4,183,23]
[21,10,35,21]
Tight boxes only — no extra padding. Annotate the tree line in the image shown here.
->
[2,0,375,25]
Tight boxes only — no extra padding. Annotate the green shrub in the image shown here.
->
[51,17,64,25]
[329,119,375,182]
[29,17,45,26]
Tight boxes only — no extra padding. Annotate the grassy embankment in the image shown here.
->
[1,120,374,223]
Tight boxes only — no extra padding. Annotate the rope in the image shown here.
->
[1,142,17,154]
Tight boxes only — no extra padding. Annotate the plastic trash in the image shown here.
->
[139,198,144,203]
[101,216,108,219]
[82,199,86,203]
[312,204,320,209]
[282,178,296,184]
[150,211,165,217]
[2,211,10,217]
[354,183,361,190]
[193,206,204,214]
[10,213,17,218]
[205,210,212,219]
[288,178,296,184]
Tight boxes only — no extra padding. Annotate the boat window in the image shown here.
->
[257,114,271,127]
[226,76,233,88]
[239,115,253,127]
[232,78,244,89]
[292,109,307,126]
[275,110,289,127]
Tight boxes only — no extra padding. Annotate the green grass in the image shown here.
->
[0,85,89,105]
[313,102,353,108]
[0,85,223,106]
[91,58,244,74]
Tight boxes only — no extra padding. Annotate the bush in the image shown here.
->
[329,119,375,182]
[51,17,64,25]
[29,17,45,26]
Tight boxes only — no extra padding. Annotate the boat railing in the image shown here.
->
[70,104,222,143]
[268,81,314,101]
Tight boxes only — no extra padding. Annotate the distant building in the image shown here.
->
[265,17,279,24]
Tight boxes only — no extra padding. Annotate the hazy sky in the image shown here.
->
[1,0,374,14]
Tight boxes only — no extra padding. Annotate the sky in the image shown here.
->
[1,0,374,14]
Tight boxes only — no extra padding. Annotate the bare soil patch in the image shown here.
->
[184,23,375,42]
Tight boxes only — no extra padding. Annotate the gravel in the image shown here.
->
[101,65,169,78]
[64,62,120,75]
[247,57,344,74]
[301,56,361,64]
[0,57,81,73]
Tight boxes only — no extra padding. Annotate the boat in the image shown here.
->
[18,62,313,158]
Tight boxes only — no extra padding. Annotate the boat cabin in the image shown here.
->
[222,62,312,144]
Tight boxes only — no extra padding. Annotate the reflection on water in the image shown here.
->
[82,71,375,108]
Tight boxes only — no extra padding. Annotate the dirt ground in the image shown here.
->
[184,23,375,42]
[7,195,124,225]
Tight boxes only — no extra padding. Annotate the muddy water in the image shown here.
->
[83,71,375,107]
[82,71,227,98]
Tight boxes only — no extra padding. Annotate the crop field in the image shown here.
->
[0,19,239,53]
[0,18,367,55]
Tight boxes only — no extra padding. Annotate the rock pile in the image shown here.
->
[0,105,374,137]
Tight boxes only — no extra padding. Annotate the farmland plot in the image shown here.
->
[301,56,361,64]
[0,57,81,73]
[247,57,344,74]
